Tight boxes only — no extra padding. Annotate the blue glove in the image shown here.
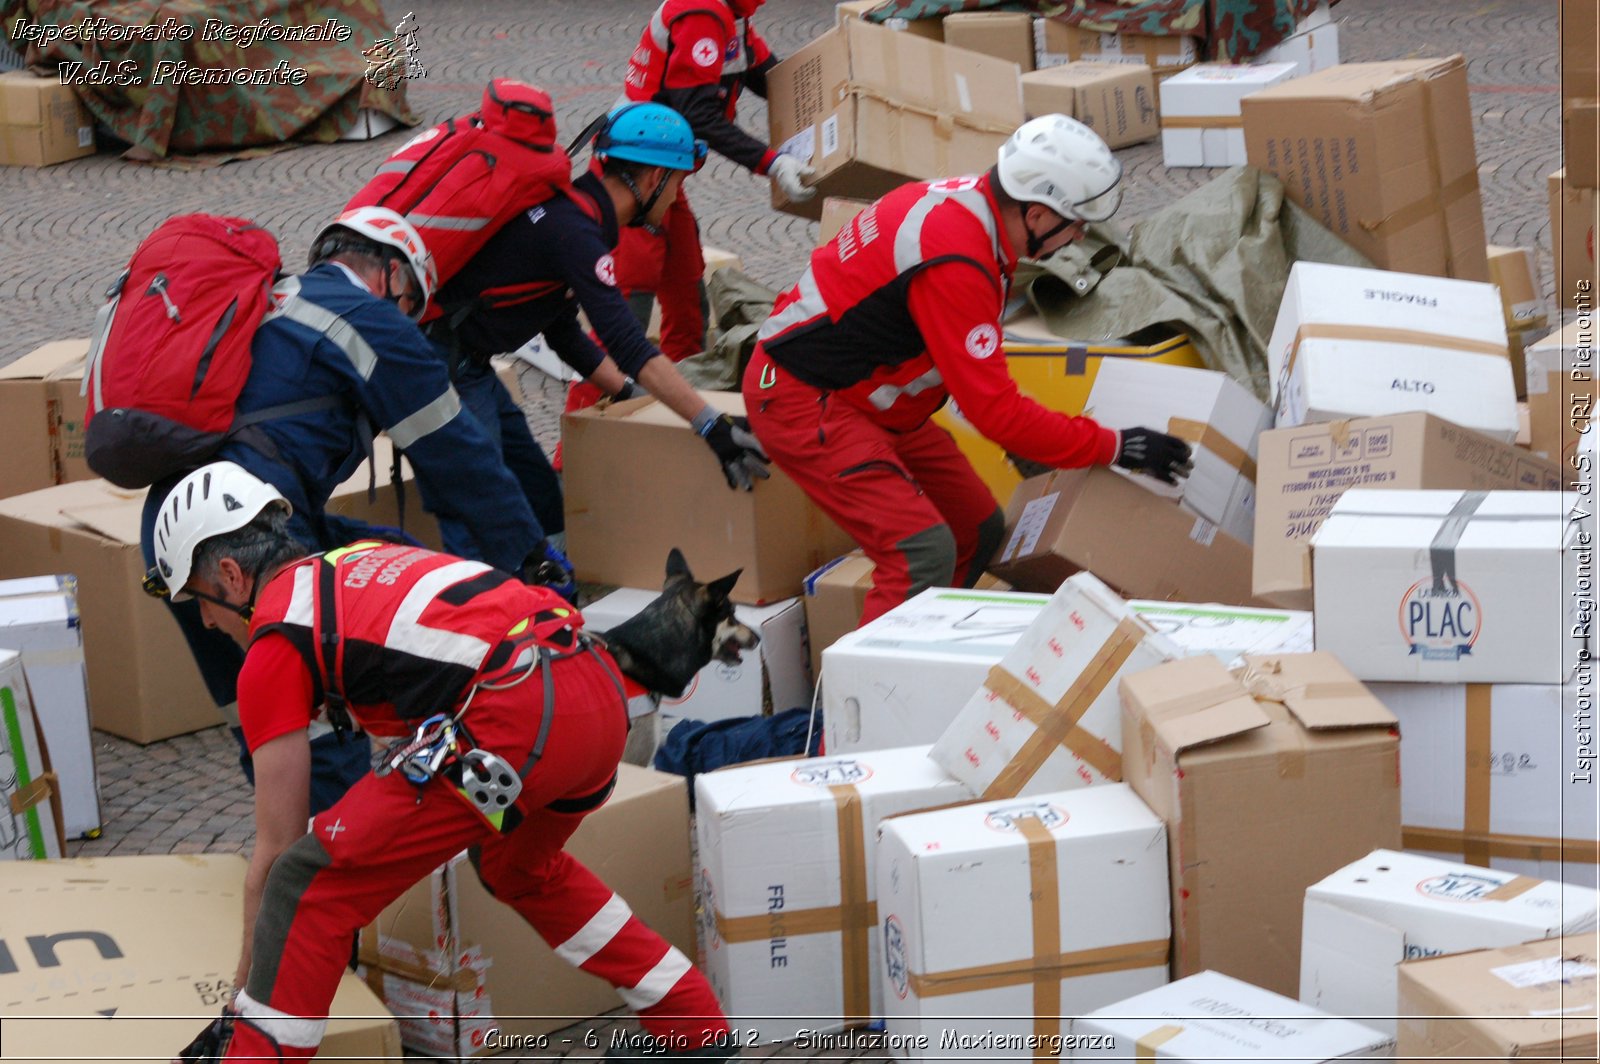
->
[522,540,578,602]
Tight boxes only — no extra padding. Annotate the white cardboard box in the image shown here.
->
[1085,360,1273,543]
[822,588,1050,755]
[1159,62,1298,167]
[694,745,967,1042]
[1269,262,1517,441]
[0,649,60,860]
[1312,489,1580,683]
[1070,969,1394,1061]
[1299,848,1600,1036]
[1373,682,1598,888]
[581,589,811,722]
[1129,599,1312,666]
[878,783,1170,1059]
[929,573,1178,800]
[0,575,99,838]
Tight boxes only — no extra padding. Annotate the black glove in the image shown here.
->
[699,412,772,492]
[175,1008,234,1063]
[521,539,578,603]
[1115,426,1195,486]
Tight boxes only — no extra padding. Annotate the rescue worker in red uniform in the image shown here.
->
[613,0,814,363]
[742,116,1194,626]
[154,463,735,1063]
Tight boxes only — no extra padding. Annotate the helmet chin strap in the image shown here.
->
[621,170,668,229]
[1025,209,1076,259]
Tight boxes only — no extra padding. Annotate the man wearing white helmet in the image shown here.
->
[743,115,1193,627]
[139,206,555,814]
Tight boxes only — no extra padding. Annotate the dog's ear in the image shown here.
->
[664,548,693,589]
[705,569,742,603]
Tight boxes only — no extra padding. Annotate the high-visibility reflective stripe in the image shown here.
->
[233,989,328,1049]
[555,893,634,967]
[757,264,825,342]
[375,159,414,176]
[284,564,315,627]
[648,4,671,49]
[404,213,488,231]
[868,366,944,411]
[619,946,694,1011]
[894,186,1000,275]
[385,560,495,668]
[267,279,380,381]
[387,387,462,450]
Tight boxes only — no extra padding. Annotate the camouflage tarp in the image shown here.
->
[1,0,415,159]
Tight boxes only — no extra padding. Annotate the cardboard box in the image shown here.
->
[0,575,99,839]
[1127,599,1313,665]
[1567,97,1599,189]
[1252,413,1564,610]
[802,551,876,678]
[766,20,1024,219]
[877,783,1170,1058]
[1085,359,1272,544]
[0,71,94,167]
[1485,245,1549,341]
[1549,167,1599,308]
[1397,937,1599,1060]
[1033,18,1198,73]
[360,765,692,1056]
[943,12,1034,72]
[990,468,1259,606]
[1526,320,1598,463]
[1300,849,1600,1036]
[0,854,399,1060]
[1312,489,1580,684]
[640,245,743,345]
[0,650,63,860]
[1160,62,1298,169]
[1564,0,1599,105]
[929,573,1177,800]
[0,338,91,499]
[1243,57,1490,281]
[694,746,967,1041]
[562,392,853,606]
[582,588,811,722]
[1373,681,1599,888]
[1019,62,1157,147]
[836,0,942,42]
[821,587,1050,755]
[817,194,870,247]
[1253,16,1341,77]
[1071,969,1394,1062]
[1269,261,1516,441]
[1120,652,1400,994]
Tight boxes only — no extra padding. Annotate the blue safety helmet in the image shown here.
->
[595,102,707,173]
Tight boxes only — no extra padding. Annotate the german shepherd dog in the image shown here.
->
[598,548,760,766]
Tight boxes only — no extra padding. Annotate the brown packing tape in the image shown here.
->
[715,901,878,942]
[1462,684,1494,868]
[1021,817,1062,1052]
[1482,874,1542,902]
[1282,321,1509,385]
[1358,170,1480,240]
[1167,417,1256,481]
[1158,114,1243,130]
[908,937,1170,997]
[832,784,872,1022]
[1402,826,1600,865]
[1136,1024,1184,1059]
[355,938,481,995]
[1275,714,1307,780]
[849,87,1020,137]
[7,772,55,815]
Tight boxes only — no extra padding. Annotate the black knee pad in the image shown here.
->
[966,507,1007,586]
[898,524,957,598]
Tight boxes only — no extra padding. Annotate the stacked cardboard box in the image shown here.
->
[836,0,942,42]
[1159,62,1298,169]
[943,11,1033,72]
[1019,62,1157,146]
[1032,17,1198,79]
[0,338,91,499]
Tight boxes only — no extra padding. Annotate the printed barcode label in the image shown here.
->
[821,115,840,157]
[1189,517,1217,546]
[1491,956,1597,990]
[1002,494,1058,562]
[77,126,92,148]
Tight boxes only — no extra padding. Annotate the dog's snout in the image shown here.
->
[713,617,760,665]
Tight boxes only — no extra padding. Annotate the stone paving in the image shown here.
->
[0,0,1576,1058]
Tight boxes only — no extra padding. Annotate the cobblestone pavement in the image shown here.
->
[0,0,1574,1058]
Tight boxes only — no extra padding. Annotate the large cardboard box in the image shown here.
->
[1269,262,1516,441]
[0,854,399,1060]
[0,575,99,839]
[1019,62,1157,147]
[0,650,63,860]
[836,0,943,42]
[1312,489,1580,684]
[1564,0,1599,105]
[581,588,811,722]
[990,468,1259,606]
[1566,97,1599,189]
[1085,359,1272,544]
[1397,937,1599,1060]
[1160,62,1298,169]
[1248,416,1561,614]
[1526,320,1598,463]
[928,573,1177,800]
[359,765,693,1056]
[766,19,1024,219]
[1252,413,1563,610]
[1033,18,1198,73]
[1242,57,1490,281]
[1128,599,1313,664]
[1071,970,1394,1062]
[816,194,870,247]
[694,746,966,1041]
[1299,849,1600,1036]
[562,392,854,606]
[0,70,94,167]
[821,587,1049,755]
[943,11,1033,72]
[1549,167,1599,308]
[0,338,90,499]
[878,784,1170,1058]
[1120,652,1400,994]
[1373,681,1598,888]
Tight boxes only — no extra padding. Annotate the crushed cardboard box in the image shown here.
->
[0,70,94,167]
[1020,62,1157,147]
[1159,62,1298,169]
[0,649,64,860]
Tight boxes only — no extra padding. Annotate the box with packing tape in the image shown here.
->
[928,572,1178,801]
[1299,849,1600,1037]
[1525,320,1597,463]
[694,746,967,1043]
[0,337,91,500]
[876,783,1171,1060]
[1119,652,1400,995]
[1159,62,1298,169]
[1127,599,1313,666]
[0,854,399,1061]
[359,765,693,1056]
[766,18,1024,219]
[0,649,64,860]
[1019,62,1157,146]
[1373,681,1599,888]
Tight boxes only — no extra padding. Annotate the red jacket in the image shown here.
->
[757,173,1118,469]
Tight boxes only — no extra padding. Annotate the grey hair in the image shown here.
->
[191,505,307,588]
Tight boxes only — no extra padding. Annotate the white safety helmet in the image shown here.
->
[996,114,1124,223]
[147,462,291,601]
[312,206,439,317]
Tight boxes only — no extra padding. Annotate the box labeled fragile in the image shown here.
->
[928,573,1177,800]
[1159,62,1298,168]
[877,784,1170,1058]
[694,746,967,1042]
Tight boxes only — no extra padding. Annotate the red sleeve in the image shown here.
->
[238,632,318,753]
[745,22,773,68]
[907,261,1119,470]
[662,12,730,89]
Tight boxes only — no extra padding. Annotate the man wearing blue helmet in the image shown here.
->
[432,101,770,495]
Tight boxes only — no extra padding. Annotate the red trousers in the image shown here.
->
[742,347,1004,627]
[224,650,727,1059]
[613,188,706,364]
